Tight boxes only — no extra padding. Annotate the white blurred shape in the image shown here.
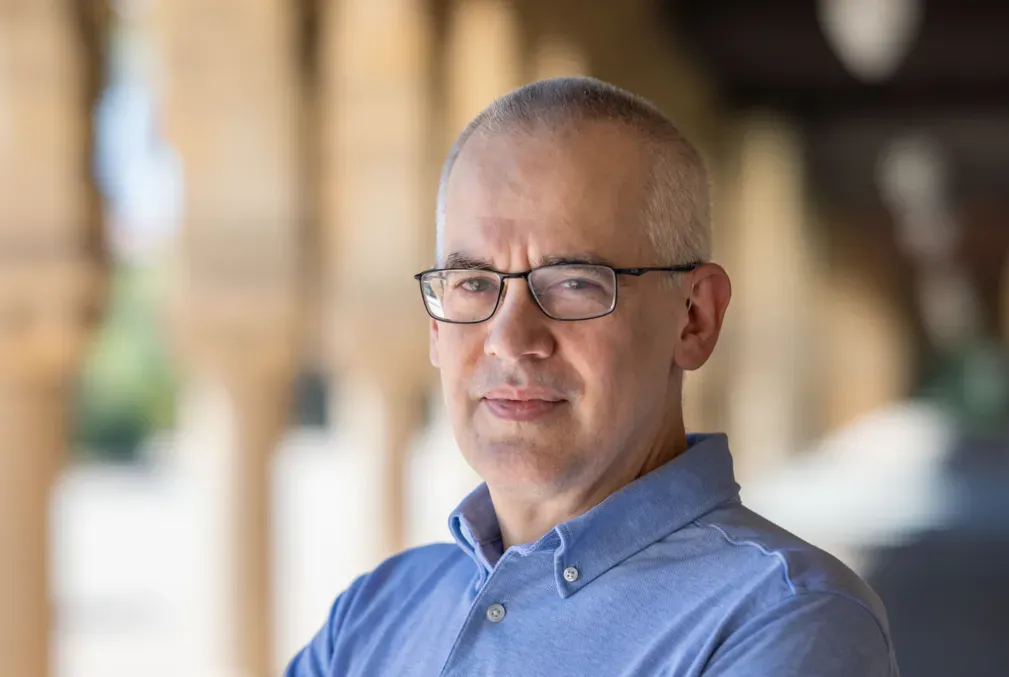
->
[52,464,186,677]
[272,427,364,670]
[743,401,956,569]
[406,395,481,548]
[818,0,922,83]
[876,134,957,260]
[916,268,980,349]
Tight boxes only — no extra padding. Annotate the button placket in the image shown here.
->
[438,549,518,677]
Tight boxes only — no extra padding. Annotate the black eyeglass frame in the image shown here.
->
[413,262,700,324]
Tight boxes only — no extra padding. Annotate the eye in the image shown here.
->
[560,278,596,291]
[457,276,494,293]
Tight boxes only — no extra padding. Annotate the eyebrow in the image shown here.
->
[441,251,616,270]
[443,252,495,269]
[537,253,615,267]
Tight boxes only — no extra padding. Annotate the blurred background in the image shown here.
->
[1,0,1007,675]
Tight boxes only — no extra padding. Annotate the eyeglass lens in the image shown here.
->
[421,264,617,322]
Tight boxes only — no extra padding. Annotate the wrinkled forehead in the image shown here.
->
[440,123,656,267]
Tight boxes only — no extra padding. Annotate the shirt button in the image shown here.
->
[486,603,506,623]
[563,566,580,583]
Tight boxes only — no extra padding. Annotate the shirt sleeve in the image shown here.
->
[283,575,365,677]
[701,592,898,677]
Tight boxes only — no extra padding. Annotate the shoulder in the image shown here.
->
[684,504,897,674]
[344,542,469,606]
[691,502,886,618]
[367,542,464,580]
[284,543,469,675]
[701,589,898,676]
[319,544,469,644]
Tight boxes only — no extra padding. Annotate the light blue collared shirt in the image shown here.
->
[286,434,899,676]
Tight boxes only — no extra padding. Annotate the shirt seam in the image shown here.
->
[696,520,895,665]
[696,520,798,596]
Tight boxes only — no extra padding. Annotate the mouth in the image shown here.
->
[481,389,567,422]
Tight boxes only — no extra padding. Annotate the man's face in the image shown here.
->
[432,123,689,494]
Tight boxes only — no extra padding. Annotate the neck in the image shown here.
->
[490,417,689,550]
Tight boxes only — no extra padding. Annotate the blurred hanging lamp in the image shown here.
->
[817,0,923,83]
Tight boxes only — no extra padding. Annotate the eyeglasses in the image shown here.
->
[414,263,698,324]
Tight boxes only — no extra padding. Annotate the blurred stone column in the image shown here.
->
[446,0,523,131]
[155,1,304,675]
[0,3,105,676]
[319,0,436,567]
[819,262,911,431]
[722,114,815,481]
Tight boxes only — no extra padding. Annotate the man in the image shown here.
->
[287,77,898,676]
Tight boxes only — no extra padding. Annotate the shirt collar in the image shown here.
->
[448,482,504,582]
[448,433,741,597]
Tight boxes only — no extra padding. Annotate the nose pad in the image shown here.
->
[499,276,535,314]
[484,275,556,360]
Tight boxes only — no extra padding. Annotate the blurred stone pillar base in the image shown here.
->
[0,381,67,677]
[328,361,428,562]
[173,373,295,677]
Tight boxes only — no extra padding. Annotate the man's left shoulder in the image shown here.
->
[686,504,898,675]
[690,502,888,622]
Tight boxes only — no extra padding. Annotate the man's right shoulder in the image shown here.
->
[363,542,468,585]
[338,542,471,612]
[285,543,470,676]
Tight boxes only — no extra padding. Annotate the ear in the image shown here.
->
[674,263,731,372]
[429,318,440,368]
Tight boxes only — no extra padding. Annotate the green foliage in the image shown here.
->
[917,339,1009,437]
[74,264,176,462]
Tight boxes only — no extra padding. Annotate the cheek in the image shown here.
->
[562,319,665,410]
[559,325,629,403]
[437,326,484,396]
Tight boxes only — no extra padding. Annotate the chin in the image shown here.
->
[462,434,578,491]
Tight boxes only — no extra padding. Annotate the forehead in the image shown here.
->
[441,122,655,266]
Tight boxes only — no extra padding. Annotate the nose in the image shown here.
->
[484,278,556,361]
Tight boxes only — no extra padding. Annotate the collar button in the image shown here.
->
[563,566,580,583]
[486,603,506,623]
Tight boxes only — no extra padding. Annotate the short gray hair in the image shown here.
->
[435,77,711,269]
